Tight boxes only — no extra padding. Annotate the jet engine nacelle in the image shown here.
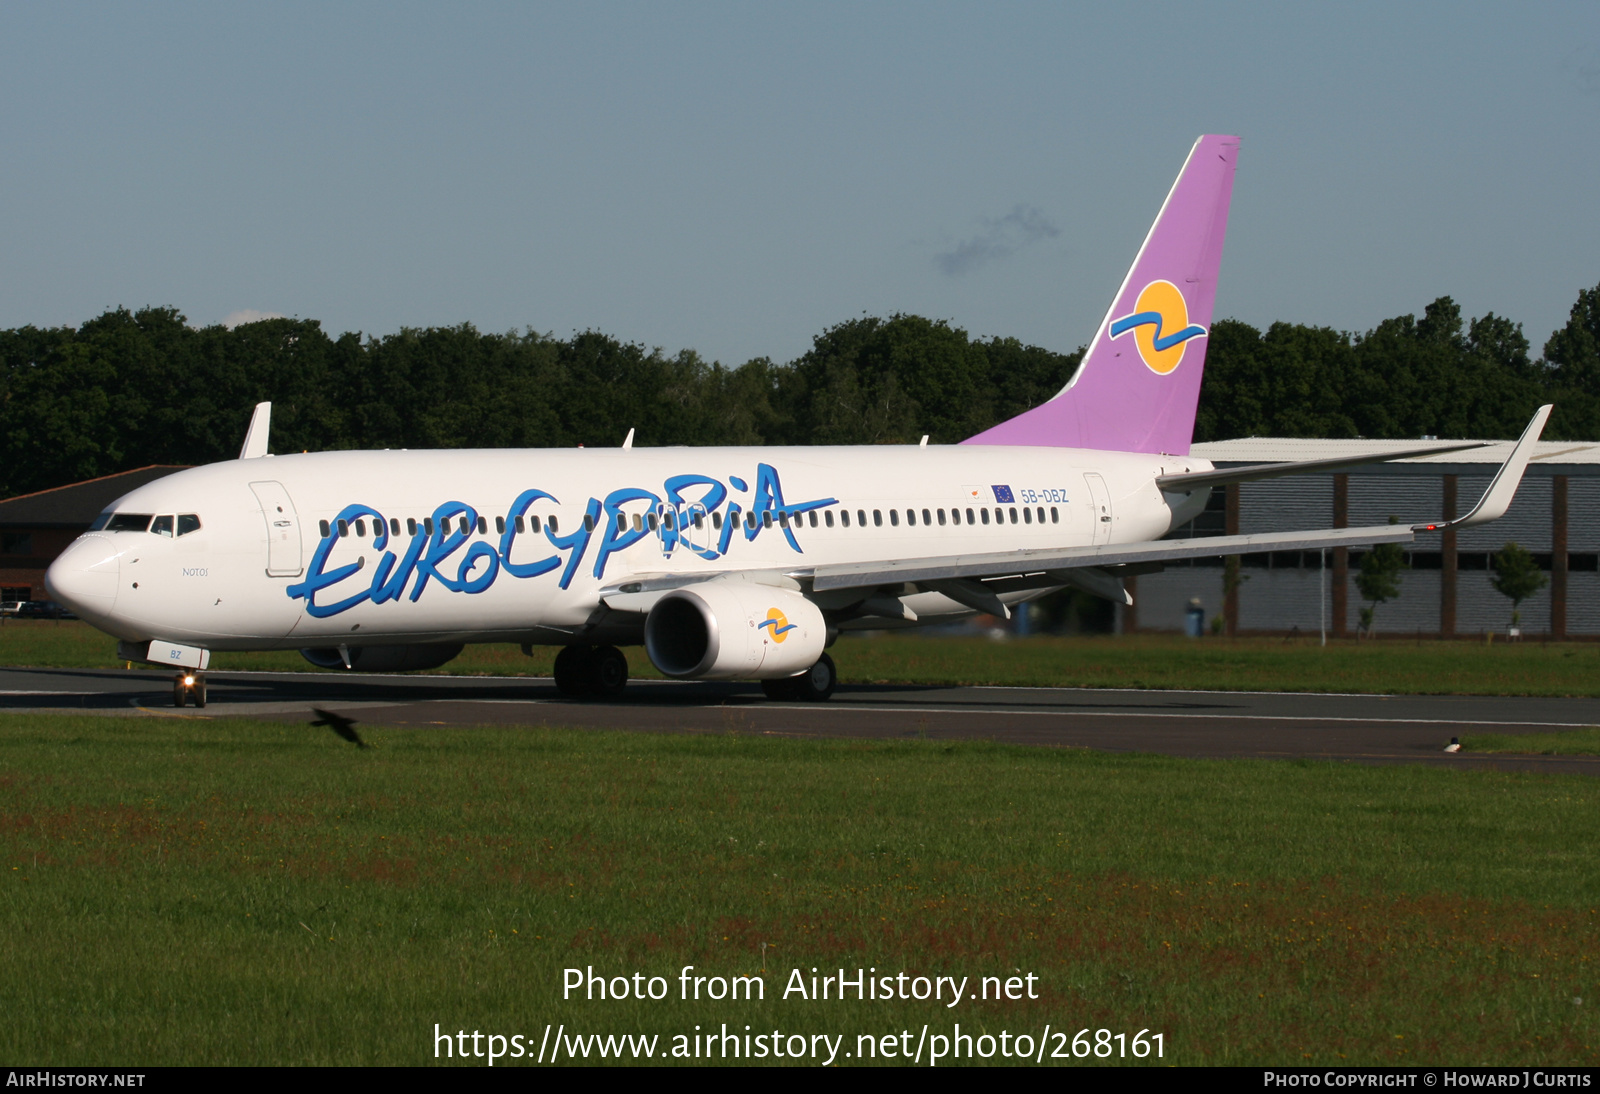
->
[644,583,825,680]
[300,643,465,672]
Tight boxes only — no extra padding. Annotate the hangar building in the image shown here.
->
[1129,439,1600,638]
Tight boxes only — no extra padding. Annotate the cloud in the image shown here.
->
[221,308,286,329]
[934,204,1061,277]
[1564,46,1600,96]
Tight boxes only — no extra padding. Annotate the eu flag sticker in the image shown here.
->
[992,485,1015,503]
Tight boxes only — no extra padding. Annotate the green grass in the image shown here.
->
[1,712,1596,1066]
[7,619,1600,696]
[1463,728,1600,756]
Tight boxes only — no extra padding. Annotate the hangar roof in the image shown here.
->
[0,466,188,529]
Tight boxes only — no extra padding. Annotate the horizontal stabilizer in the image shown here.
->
[1155,441,1488,493]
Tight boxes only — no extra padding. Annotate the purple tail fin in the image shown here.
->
[963,135,1238,455]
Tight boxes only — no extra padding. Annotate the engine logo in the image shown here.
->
[759,608,797,642]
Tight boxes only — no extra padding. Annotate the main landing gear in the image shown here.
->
[761,653,837,702]
[172,671,206,708]
[552,645,629,699]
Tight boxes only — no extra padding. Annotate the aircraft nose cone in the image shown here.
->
[45,534,121,617]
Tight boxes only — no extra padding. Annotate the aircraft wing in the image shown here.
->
[601,405,1551,610]
[805,523,1413,591]
[1154,441,1488,493]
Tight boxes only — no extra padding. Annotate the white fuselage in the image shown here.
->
[46,444,1213,651]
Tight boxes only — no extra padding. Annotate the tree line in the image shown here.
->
[1,282,1597,499]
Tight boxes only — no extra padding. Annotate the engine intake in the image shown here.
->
[644,583,824,680]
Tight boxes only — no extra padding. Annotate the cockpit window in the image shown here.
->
[177,514,201,536]
[150,515,175,537]
[90,513,112,531]
[105,513,153,533]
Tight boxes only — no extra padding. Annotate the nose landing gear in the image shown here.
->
[172,672,207,708]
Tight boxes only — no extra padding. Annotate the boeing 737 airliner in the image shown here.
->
[45,136,1551,706]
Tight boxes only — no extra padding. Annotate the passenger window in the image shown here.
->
[762,511,773,529]
[1050,507,1059,523]
[495,516,506,534]
[647,513,659,532]
[937,509,946,526]
[177,514,202,536]
[476,516,486,535]
[890,510,900,527]
[1009,507,1018,524]
[548,516,559,534]
[337,519,350,537]
[583,514,595,532]
[528,515,540,533]
[106,513,153,533]
[692,513,704,530]
[966,508,975,524]
[712,512,723,530]
[808,511,818,528]
[424,518,434,535]
[746,512,758,530]
[461,516,473,534]
[390,518,400,537]
[871,510,881,527]
[951,509,960,525]
[922,508,932,526]
[354,519,366,537]
[407,517,418,535]
[632,514,642,532]
[664,511,676,530]
[1023,507,1032,524]
[319,520,331,538]
[841,510,850,528]
[825,510,835,528]
[778,512,789,528]
[1036,507,1045,524]
[980,509,990,526]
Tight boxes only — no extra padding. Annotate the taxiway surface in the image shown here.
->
[2,665,1596,774]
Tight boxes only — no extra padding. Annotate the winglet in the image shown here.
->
[1414,405,1552,532]
[239,402,272,460]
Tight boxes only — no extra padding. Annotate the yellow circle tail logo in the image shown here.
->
[1108,279,1208,375]
[759,608,797,642]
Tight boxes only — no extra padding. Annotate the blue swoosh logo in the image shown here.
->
[1109,311,1207,351]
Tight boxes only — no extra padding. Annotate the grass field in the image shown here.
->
[1,712,1596,1066]
[6,619,1600,696]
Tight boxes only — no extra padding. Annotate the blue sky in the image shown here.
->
[2,2,1596,366]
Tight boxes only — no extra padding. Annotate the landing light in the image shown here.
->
[183,675,195,686]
